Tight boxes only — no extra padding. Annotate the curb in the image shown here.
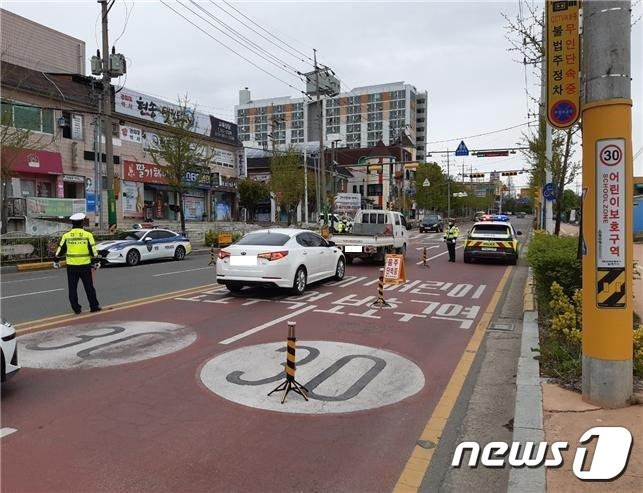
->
[508,267,546,493]
[4,248,214,273]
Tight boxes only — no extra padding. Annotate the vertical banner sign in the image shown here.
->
[546,1,580,129]
[596,139,626,308]
[383,254,406,285]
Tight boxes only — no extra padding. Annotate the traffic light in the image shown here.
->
[469,173,485,178]
[501,171,518,176]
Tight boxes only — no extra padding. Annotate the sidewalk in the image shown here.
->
[510,224,642,492]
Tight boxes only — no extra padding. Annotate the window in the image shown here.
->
[237,232,290,246]
[296,233,312,247]
[2,101,54,134]
[395,214,401,225]
[367,183,383,196]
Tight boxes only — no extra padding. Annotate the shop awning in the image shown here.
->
[4,149,63,175]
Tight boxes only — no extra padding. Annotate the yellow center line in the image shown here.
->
[394,266,513,492]
[15,283,220,334]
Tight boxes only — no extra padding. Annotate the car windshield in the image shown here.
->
[470,224,512,237]
[117,231,146,241]
[236,232,290,246]
[423,216,439,223]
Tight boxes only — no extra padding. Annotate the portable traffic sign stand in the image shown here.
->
[268,321,309,404]
[371,254,406,308]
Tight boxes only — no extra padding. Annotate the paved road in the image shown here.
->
[1,219,532,492]
[1,254,216,324]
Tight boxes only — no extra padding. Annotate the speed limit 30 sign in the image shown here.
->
[596,138,626,308]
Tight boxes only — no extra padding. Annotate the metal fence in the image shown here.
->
[0,232,117,266]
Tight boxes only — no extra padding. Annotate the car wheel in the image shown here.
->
[226,283,243,293]
[509,254,517,266]
[334,257,345,281]
[174,245,186,261]
[345,255,354,265]
[1,353,5,383]
[126,249,140,266]
[463,253,472,264]
[291,266,307,295]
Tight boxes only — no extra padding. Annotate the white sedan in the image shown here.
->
[96,228,191,266]
[1,318,20,383]
[216,228,346,295]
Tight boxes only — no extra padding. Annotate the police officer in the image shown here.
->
[54,213,102,314]
[443,219,459,262]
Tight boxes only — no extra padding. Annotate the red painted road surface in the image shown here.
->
[1,235,510,492]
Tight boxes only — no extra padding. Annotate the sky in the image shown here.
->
[3,0,642,190]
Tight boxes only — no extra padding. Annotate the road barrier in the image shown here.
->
[370,268,391,308]
[268,321,309,404]
[422,247,429,268]
[208,245,217,266]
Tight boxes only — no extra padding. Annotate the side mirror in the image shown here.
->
[327,240,336,247]
[145,237,153,242]
[517,231,523,236]
[406,224,412,230]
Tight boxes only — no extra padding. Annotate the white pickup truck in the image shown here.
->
[330,209,411,264]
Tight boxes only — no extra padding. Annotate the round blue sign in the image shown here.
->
[550,100,578,126]
[543,182,557,201]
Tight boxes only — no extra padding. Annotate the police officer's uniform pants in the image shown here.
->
[66,264,100,312]
[446,239,456,262]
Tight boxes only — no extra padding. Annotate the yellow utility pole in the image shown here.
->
[581,1,633,407]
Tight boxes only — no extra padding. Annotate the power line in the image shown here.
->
[425,120,536,145]
[189,0,304,76]
[176,0,304,83]
[159,0,310,100]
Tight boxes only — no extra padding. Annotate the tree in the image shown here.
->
[238,178,269,221]
[414,162,448,213]
[270,148,305,224]
[503,4,581,235]
[147,97,214,235]
[1,100,52,234]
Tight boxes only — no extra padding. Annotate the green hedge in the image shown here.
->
[526,231,581,317]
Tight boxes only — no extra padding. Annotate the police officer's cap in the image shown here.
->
[70,213,86,221]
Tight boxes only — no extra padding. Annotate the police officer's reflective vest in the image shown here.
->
[444,225,459,241]
[55,228,98,266]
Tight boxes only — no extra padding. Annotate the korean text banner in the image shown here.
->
[546,1,580,129]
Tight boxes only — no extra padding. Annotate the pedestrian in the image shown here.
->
[54,213,102,314]
[443,218,459,262]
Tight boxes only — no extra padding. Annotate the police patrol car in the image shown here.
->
[463,221,522,265]
[96,228,191,266]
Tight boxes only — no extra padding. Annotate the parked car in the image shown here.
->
[516,211,526,218]
[96,228,191,266]
[474,211,487,221]
[463,221,522,265]
[1,318,19,383]
[419,214,444,233]
[216,228,345,295]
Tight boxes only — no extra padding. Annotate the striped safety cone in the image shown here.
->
[268,321,309,404]
[370,268,391,308]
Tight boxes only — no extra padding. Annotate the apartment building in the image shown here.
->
[236,82,429,162]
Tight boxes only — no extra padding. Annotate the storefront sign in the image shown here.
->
[210,116,238,144]
[8,150,63,175]
[123,160,168,184]
[238,149,247,178]
[143,132,160,150]
[214,149,235,168]
[119,125,143,144]
[63,174,86,183]
[115,88,212,137]
[122,180,144,218]
[71,114,83,140]
[26,197,86,218]
[183,169,211,187]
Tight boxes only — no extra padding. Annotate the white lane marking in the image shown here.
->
[1,288,64,299]
[415,246,463,265]
[154,267,212,277]
[0,428,17,438]
[218,304,317,345]
[1,275,56,284]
